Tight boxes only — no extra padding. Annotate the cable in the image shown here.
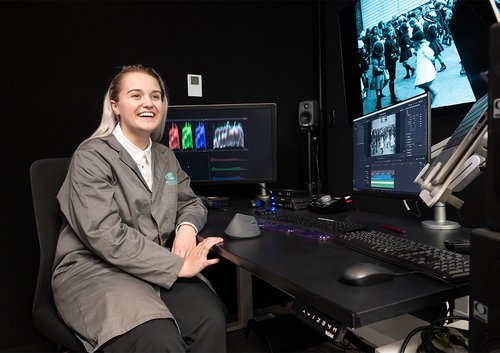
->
[420,315,469,353]
[399,326,427,353]
[403,199,422,220]
[415,201,422,218]
[446,300,456,318]
[313,137,321,192]
[399,315,470,353]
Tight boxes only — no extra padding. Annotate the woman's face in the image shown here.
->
[111,71,164,146]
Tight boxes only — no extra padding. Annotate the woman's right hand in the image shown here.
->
[178,237,224,278]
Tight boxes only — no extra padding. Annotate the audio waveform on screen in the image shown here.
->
[211,176,245,181]
[182,122,194,150]
[210,157,246,162]
[168,123,180,150]
[370,171,395,189]
[213,121,244,149]
[195,122,207,150]
[210,167,248,172]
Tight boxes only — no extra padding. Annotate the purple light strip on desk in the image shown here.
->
[257,219,332,241]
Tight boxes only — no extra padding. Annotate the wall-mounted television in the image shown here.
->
[159,103,277,185]
[339,0,479,120]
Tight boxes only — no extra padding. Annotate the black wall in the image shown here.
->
[1,2,318,349]
[0,1,492,350]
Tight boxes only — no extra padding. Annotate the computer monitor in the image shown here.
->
[352,93,430,199]
[159,103,277,185]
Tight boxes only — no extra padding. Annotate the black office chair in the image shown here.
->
[30,157,86,352]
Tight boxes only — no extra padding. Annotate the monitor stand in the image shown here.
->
[256,182,277,214]
[257,182,271,202]
[421,202,460,230]
[305,129,320,197]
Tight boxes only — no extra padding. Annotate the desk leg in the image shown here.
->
[227,266,253,332]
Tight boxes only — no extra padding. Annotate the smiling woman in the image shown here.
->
[52,64,227,353]
[110,71,165,149]
[88,65,169,144]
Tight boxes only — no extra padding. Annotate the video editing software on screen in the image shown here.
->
[352,94,430,198]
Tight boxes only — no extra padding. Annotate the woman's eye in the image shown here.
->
[152,95,161,101]
[131,94,141,99]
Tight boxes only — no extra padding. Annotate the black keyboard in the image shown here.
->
[271,213,367,234]
[335,230,470,283]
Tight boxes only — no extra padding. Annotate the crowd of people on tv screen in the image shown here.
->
[358,0,459,109]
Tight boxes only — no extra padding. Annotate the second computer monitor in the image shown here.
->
[160,103,277,185]
[352,93,430,199]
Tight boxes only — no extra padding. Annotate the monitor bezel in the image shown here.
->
[162,102,278,185]
[351,92,431,200]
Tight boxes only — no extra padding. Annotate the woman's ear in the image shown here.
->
[110,100,120,116]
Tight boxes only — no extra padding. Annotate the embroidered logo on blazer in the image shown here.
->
[165,172,177,185]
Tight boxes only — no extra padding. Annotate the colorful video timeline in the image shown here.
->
[370,170,395,189]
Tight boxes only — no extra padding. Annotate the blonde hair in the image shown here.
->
[89,64,169,142]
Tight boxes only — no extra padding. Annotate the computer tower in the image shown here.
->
[469,228,500,352]
[487,23,500,232]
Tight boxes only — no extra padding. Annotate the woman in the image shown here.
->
[412,31,438,103]
[358,33,370,99]
[426,22,446,72]
[384,25,401,103]
[53,64,227,352]
[370,40,386,110]
[399,22,415,79]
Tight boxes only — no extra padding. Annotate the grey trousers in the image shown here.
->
[101,277,227,352]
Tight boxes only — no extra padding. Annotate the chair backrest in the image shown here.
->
[30,158,85,352]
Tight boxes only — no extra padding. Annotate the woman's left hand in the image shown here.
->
[172,224,197,258]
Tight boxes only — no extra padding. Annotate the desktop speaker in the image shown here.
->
[469,228,500,352]
[298,100,318,129]
[487,23,500,232]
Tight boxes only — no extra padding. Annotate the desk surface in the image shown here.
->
[200,201,469,329]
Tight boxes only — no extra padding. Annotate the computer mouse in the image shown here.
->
[248,199,265,208]
[340,262,396,286]
[224,213,261,239]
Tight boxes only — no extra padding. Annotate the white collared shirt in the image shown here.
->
[112,124,198,235]
[113,124,153,190]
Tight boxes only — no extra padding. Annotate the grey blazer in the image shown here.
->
[53,135,208,352]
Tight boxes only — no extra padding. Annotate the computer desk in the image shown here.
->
[199,201,470,338]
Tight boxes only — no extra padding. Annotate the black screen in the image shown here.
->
[160,103,277,184]
[352,93,430,198]
[450,0,500,99]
